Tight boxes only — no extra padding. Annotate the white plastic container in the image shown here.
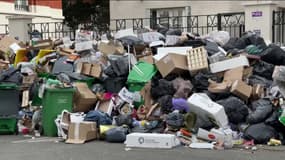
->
[187,93,229,128]
[125,133,181,149]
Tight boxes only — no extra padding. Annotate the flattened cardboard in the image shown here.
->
[223,67,244,83]
[155,53,188,77]
[66,122,97,144]
[230,80,252,101]
[74,83,97,112]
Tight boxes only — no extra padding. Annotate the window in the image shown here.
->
[15,0,29,11]
[155,8,184,29]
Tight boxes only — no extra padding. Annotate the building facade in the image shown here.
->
[0,0,63,34]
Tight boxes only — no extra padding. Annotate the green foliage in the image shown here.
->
[63,0,109,32]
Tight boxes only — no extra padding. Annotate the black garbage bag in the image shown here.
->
[247,99,273,124]
[103,77,126,93]
[166,112,184,129]
[91,83,105,94]
[0,67,22,84]
[248,75,273,88]
[204,90,231,101]
[154,24,169,36]
[243,123,278,144]
[166,29,182,36]
[104,66,116,77]
[217,97,249,124]
[265,111,285,145]
[57,73,71,84]
[253,61,274,80]
[205,40,220,56]
[239,31,267,49]
[157,95,173,114]
[180,39,206,48]
[151,79,175,100]
[105,126,129,143]
[260,44,285,65]
[117,36,145,46]
[114,114,133,127]
[222,37,239,51]
[192,72,222,92]
[52,56,74,74]
[109,56,129,77]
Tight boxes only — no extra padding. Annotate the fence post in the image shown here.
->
[217,13,222,31]
[272,10,275,43]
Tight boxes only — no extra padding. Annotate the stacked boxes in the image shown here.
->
[187,47,208,75]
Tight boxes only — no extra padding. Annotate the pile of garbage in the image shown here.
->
[1,27,285,150]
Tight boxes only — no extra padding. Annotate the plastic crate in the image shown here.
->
[0,83,20,117]
[42,88,75,137]
[0,118,17,134]
[187,47,209,75]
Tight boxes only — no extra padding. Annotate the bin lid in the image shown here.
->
[127,62,157,83]
[0,83,18,89]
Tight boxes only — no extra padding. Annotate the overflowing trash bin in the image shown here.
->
[1,27,285,151]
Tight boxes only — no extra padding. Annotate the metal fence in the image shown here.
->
[27,22,76,40]
[110,12,245,37]
[272,10,285,45]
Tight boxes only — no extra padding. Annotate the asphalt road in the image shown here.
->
[1,136,285,160]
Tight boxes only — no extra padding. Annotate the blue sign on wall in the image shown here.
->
[252,11,263,17]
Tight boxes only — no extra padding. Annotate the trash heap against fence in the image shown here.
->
[1,26,285,149]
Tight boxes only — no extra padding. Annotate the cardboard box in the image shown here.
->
[243,67,253,79]
[95,100,113,116]
[230,80,252,101]
[187,47,208,75]
[154,46,192,61]
[210,55,249,73]
[82,63,92,75]
[187,93,228,128]
[251,84,265,100]
[0,36,20,53]
[223,67,244,83]
[139,55,154,64]
[74,83,97,112]
[90,63,102,78]
[98,40,124,55]
[208,80,230,93]
[77,62,102,78]
[197,128,225,142]
[125,133,181,149]
[66,122,98,144]
[155,53,188,77]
